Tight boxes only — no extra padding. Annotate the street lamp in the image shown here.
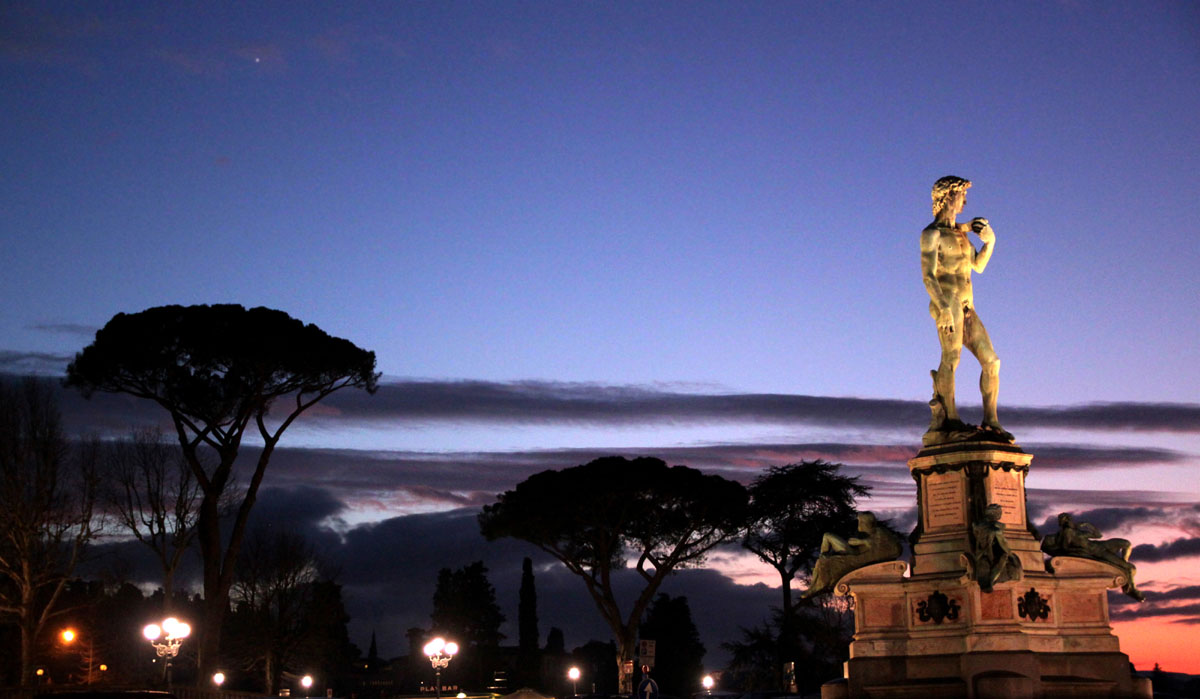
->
[60,627,101,684]
[301,674,314,697]
[422,637,458,699]
[213,672,226,687]
[143,617,191,687]
[702,675,714,694]
[568,667,581,697]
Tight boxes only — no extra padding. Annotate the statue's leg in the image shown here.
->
[820,532,850,555]
[1106,539,1133,562]
[1118,559,1145,601]
[965,311,1003,431]
[935,307,965,422]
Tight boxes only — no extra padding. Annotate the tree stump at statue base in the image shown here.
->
[821,442,1152,699]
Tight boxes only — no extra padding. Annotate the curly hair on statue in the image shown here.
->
[931,175,972,215]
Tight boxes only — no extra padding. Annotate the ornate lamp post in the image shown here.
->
[568,667,581,697]
[143,617,191,687]
[301,674,314,697]
[702,675,714,695]
[422,637,458,699]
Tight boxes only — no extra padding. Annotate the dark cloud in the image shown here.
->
[312,379,926,428]
[18,372,1198,440]
[257,443,911,497]
[1111,601,1200,622]
[296,379,1200,433]
[82,535,202,589]
[1035,505,1200,537]
[81,504,785,664]
[333,508,779,663]
[16,370,1199,661]
[243,485,350,551]
[1104,586,1200,625]
[1111,585,1200,609]
[1022,495,1200,547]
[81,485,351,588]
[155,48,228,76]
[0,4,109,70]
[241,442,1186,519]
[0,353,74,376]
[28,322,98,338]
[1023,445,1189,470]
[1014,403,1200,433]
[1154,585,1200,602]
[1131,537,1200,563]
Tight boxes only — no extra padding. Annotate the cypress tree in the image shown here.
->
[517,557,541,687]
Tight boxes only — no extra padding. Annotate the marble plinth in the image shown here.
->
[821,442,1150,698]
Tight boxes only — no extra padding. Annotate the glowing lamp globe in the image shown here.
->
[423,637,445,656]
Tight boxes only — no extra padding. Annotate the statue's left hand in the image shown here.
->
[972,218,995,244]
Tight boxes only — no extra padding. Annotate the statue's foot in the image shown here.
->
[923,418,979,446]
[1125,585,1146,603]
[980,420,1014,442]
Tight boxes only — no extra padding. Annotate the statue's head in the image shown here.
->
[857,511,877,530]
[985,503,1003,521]
[1057,512,1073,527]
[931,176,972,215]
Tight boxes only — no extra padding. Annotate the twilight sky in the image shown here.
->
[3,0,1199,677]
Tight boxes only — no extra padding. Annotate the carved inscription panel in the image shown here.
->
[987,468,1025,527]
[861,597,906,629]
[924,470,966,529]
[1060,591,1104,623]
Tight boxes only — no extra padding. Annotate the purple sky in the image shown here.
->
[3,1,1199,676]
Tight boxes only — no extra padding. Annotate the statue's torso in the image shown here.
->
[929,225,976,308]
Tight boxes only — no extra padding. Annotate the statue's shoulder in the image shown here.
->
[920,222,945,249]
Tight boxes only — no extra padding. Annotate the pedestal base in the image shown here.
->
[823,560,1150,699]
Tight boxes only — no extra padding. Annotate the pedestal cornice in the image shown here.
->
[908,441,1032,475]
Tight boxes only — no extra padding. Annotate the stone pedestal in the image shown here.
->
[821,442,1151,699]
[909,442,1039,574]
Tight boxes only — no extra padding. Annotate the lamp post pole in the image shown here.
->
[143,617,191,689]
[568,667,581,697]
[422,637,458,699]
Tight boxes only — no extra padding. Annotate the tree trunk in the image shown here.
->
[197,495,224,679]
[616,632,636,695]
[19,608,35,687]
[777,569,796,691]
[265,650,276,696]
[163,572,174,615]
